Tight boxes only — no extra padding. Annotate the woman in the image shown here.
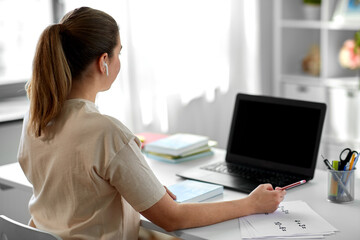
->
[18,7,286,240]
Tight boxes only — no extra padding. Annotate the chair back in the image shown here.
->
[0,215,62,240]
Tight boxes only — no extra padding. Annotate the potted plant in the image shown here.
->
[339,31,360,70]
[339,30,360,89]
[303,0,321,20]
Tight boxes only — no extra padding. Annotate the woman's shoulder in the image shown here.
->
[64,99,135,142]
[61,100,142,160]
[101,114,134,140]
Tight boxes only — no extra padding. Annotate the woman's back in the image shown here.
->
[19,99,164,239]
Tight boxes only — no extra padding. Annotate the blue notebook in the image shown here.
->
[167,180,223,203]
[144,133,209,156]
[145,150,214,164]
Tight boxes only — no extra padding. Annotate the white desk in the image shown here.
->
[1,149,359,240]
[0,96,29,122]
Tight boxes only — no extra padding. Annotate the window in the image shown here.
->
[0,0,53,90]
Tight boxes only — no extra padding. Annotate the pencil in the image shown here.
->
[349,153,356,170]
[279,180,306,190]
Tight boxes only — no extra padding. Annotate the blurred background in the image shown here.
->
[1,1,360,236]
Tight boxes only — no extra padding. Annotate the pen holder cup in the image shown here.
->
[327,169,355,203]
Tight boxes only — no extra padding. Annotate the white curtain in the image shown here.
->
[120,0,232,133]
[64,0,261,147]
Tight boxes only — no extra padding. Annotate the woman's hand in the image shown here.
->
[142,183,286,232]
[246,183,286,214]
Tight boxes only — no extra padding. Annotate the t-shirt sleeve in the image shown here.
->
[104,137,166,212]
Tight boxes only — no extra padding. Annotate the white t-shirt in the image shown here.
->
[18,99,166,240]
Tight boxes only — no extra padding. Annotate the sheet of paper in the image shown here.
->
[239,201,338,239]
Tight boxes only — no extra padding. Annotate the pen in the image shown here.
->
[279,180,306,190]
[323,159,333,170]
[353,154,359,169]
[349,153,356,170]
[332,160,339,170]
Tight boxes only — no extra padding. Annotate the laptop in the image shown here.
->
[177,93,327,193]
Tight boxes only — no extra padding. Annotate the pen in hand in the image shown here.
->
[279,180,306,191]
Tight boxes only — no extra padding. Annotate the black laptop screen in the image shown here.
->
[227,94,326,175]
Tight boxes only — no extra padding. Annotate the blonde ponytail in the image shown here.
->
[26,7,119,137]
[26,24,72,137]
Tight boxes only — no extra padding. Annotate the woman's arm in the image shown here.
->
[141,183,285,232]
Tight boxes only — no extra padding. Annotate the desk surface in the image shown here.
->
[0,96,28,122]
[1,149,359,240]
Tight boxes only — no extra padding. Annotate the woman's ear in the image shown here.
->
[98,53,109,76]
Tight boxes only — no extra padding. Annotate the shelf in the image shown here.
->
[281,20,322,29]
[323,77,359,89]
[326,21,360,31]
[281,20,360,31]
[275,0,360,160]
[282,75,360,90]
[282,74,324,86]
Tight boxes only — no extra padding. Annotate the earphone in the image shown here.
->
[103,62,109,76]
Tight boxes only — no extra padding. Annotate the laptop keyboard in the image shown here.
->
[201,162,300,187]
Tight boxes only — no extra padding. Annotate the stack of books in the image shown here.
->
[143,133,216,163]
[136,132,169,149]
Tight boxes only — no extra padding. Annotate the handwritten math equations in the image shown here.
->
[239,201,338,239]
